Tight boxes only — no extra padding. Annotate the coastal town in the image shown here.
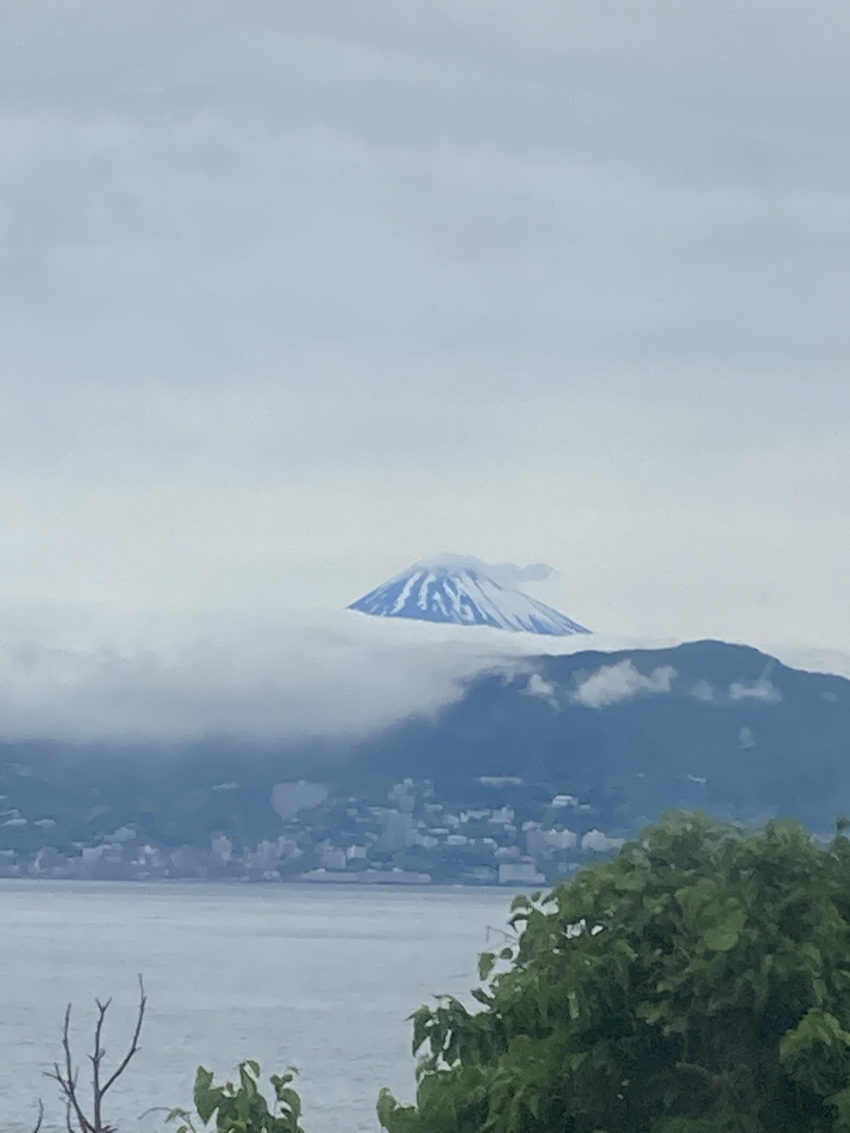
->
[0,777,625,886]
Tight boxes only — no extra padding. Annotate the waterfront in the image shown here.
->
[0,880,514,1133]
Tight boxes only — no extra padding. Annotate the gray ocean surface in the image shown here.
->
[0,880,517,1133]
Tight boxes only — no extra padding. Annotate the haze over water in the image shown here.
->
[0,881,513,1133]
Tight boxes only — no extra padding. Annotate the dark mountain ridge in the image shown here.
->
[2,640,849,866]
[349,639,850,829]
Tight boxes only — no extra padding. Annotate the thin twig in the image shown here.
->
[485,925,517,944]
[45,1003,95,1133]
[100,976,146,1098]
[31,1099,45,1133]
[90,997,111,1132]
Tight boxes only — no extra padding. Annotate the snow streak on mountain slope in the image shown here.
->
[348,558,590,636]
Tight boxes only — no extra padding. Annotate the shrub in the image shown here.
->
[378,811,850,1133]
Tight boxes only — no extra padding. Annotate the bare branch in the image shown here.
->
[31,1098,45,1133]
[44,1003,96,1133]
[46,1058,92,1133]
[90,998,111,1132]
[100,976,146,1099]
[45,978,147,1133]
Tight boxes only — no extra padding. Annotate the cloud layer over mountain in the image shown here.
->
[2,609,849,743]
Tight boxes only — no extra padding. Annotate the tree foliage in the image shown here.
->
[378,811,850,1133]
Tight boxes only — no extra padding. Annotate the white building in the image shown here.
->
[321,848,347,870]
[210,835,232,864]
[498,861,546,885]
[382,809,416,850]
[581,829,625,853]
[526,827,578,858]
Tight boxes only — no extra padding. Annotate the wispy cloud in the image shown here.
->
[691,679,716,702]
[571,660,676,708]
[521,672,559,707]
[414,555,557,588]
[729,677,782,704]
[488,562,558,588]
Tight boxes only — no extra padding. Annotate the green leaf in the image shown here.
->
[568,990,580,1020]
[478,951,496,981]
[410,1005,432,1055]
[193,1067,218,1124]
[702,923,740,952]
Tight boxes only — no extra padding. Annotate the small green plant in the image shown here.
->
[168,1061,305,1133]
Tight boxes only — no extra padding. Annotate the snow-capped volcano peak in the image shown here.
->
[348,557,590,636]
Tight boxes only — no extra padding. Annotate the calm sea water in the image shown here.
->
[0,880,515,1133]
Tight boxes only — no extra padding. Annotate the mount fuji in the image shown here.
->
[348,556,590,636]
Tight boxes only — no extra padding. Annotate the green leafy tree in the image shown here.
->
[169,1062,305,1133]
[378,811,850,1133]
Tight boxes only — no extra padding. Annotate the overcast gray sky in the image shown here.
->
[2,0,849,661]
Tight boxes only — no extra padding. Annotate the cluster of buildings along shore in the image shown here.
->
[0,777,626,886]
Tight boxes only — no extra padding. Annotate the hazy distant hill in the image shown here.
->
[2,640,850,863]
[347,639,850,830]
